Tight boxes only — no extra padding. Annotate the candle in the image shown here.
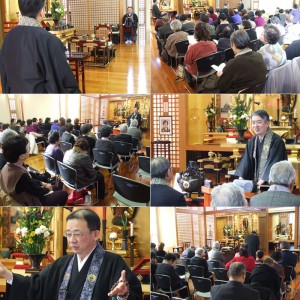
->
[102,208,106,220]
[130,222,134,236]
[294,109,297,118]
[277,98,280,110]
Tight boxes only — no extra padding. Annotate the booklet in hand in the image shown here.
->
[211,62,226,72]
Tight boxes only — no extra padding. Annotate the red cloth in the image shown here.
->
[184,41,217,75]
[225,255,256,272]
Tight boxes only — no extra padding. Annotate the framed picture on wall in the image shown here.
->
[159,116,172,135]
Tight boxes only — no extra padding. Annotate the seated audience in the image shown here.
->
[94,125,119,168]
[151,251,158,280]
[190,248,211,278]
[184,21,217,87]
[208,6,218,22]
[43,117,52,132]
[255,250,264,265]
[151,243,157,254]
[270,251,286,292]
[250,161,300,206]
[249,257,281,300]
[182,245,196,259]
[63,138,105,200]
[211,182,247,206]
[269,16,286,44]
[216,13,232,35]
[232,9,242,24]
[150,157,187,206]
[241,20,257,41]
[98,120,112,138]
[208,241,225,267]
[61,123,76,146]
[51,119,60,131]
[258,24,286,71]
[290,3,300,24]
[0,129,18,170]
[211,262,260,299]
[26,119,47,146]
[242,14,256,29]
[87,124,97,141]
[80,124,96,155]
[127,119,142,150]
[44,131,64,171]
[225,247,255,272]
[200,13,216,35]
[115,123,133,144]
[157,16,173,55]
[179,14,195,32]
[58,117,66,136]
[0,135,67,206]
[156,242,166,258]
[73,118,81,131]
[254,10,265,27]
[216,30,267,93]
[278,241,297,279]
[285,39,300,59]
[217,26,233,51]
[165,19,188,59]
[155,253,189,298]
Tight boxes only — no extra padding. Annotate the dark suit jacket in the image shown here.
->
[155,263,183,290]
[278,250,297,268]
[158,23,173,40]
[211,281,260,300]
[127,113,142,127]
[151,184,187,206]
[250,191,300,206]
[245,233,260,258]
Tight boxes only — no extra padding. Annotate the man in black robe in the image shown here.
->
[127,107,142,128]
[0,0,80,93]
[245,231,260,259]
[0,209,142,300]
[122,7,139,44]
[235,110,287,185]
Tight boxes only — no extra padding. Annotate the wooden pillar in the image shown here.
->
[179,94,187,171]
[53,208,63,259]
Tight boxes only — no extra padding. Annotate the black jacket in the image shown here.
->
[151,184,187,206]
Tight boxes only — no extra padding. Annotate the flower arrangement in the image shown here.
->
[15,208,53,255]
[109,232,117,240]
[51,0,65,22]
[111,208,134,230]
[204,98,216,119]
[230,95,252,130]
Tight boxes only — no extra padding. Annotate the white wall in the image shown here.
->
[20,94,81,121]
[258,0,293,14]
[151,207,177,252]
[0,95,11,123]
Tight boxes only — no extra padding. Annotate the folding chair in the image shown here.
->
[42,153,59,186]
[191,276,211,299]
[212,268,229,281]
[60,141,73,154]
[174,40,189,67]
[137,156,150,179]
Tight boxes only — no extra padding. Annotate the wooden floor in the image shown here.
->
[26,130,150,207]
[151,25,196,94]
[78,26,150,94]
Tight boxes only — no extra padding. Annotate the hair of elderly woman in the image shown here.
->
[151,157,170,179]
[74,137,90,151]
[48,130,60,144]
[230,29,250,49]
[170,19,182,31]
[239,247,249,257]
[211,182,247,206]
[2,135,28,163]
[263,24,280,44]
[195,248,204,256]
[0,128,18,145]
[251,109,269,121]
[119,123,128,133]
[100,125,112,138]
[222,26,233,38]
[194,21,211,41]
[242,20,252,29]
[269,161,295,186]
[212,241,220,249]
[130,119,138,127]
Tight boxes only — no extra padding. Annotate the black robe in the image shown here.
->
[235,132,287,182]
[0,26,80,93]
[6,251,142,300]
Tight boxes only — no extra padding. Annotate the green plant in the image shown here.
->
[230,95,252,130]
[223,225,232,237]
[15,208,53,254]
[51,0,65,21]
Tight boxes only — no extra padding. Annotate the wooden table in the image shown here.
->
[66,52,90,93]
[201,186,255,206]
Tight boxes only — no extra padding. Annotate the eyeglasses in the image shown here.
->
[64,231,91,239]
